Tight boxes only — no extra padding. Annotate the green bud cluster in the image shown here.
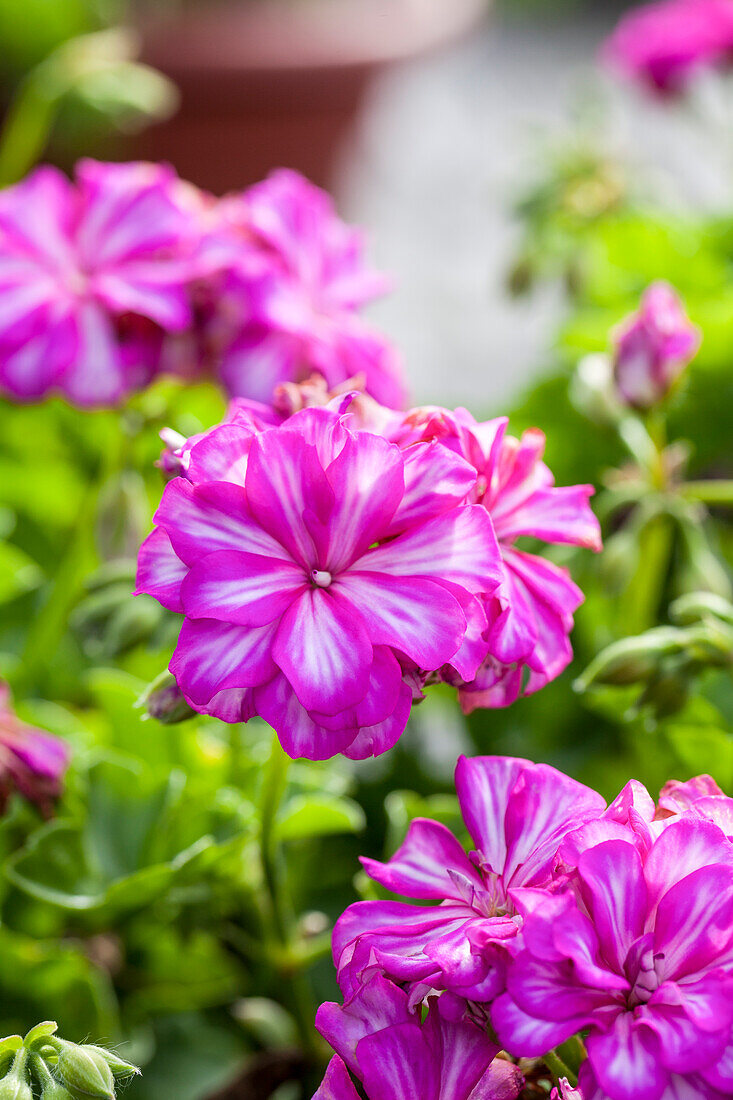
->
[575,592,733,719]
[0,1024,140,1100]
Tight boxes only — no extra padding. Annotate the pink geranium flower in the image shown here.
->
[385,407,602,708]
[611,283,700,410]
[333,756,605,1003]
[211,170,408,409]
[493,817,733,1100]
[0,160,202,406]
[314,974,523,1100]
[603,0,733,94]
[0,682,70,815]
[137,406,502,760]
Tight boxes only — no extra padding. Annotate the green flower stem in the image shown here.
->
[618,512,673,636]
[556,1034,587,1076]
[680,480,733,506]
[258,734,320,1060]
[544,1047,578,1089]
[17,413,127,696]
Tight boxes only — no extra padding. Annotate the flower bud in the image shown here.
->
[40,1084,75,1100]
[54,1043,115,1099]
[82,1049,139,1082]
[0,1075,32,1100]
[575,628,683,689]
[571,353,622,425]
[136,671,195,724]
[611,282,700,410]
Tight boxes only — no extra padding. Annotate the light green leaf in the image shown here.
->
[275,795,365,843]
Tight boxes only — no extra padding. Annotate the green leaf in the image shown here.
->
[274,794,365,843]
[0,542,43,604]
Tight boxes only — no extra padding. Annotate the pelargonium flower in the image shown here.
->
[137,406,502,760]
[611,283,700,410]
[0,682,70,815]
[0,159,201,406]
[492,817,733,1100]
[602,0,733,94]
[314,974,523,1100]
[333,755,605,1003]
[210,169,408,409]
[385,407,601,708]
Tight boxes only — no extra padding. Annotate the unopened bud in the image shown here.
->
[0,1076,32,1100]
[54,1043,115,1099]
[575,628,683,690]
[136,671,194,724]
[40,1084,75,1100]
[570,353,622,425]
[83,1049,139,1083]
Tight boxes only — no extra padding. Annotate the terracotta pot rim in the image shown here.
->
[141,0,489,75]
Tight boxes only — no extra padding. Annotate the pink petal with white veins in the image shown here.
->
[273,587,372,715]
[586,1014,666,1100]
[341,678,412,760]
[60,301,128,407]
[322,433,404,571]
[386,440,477,536]
[361,817,483,901]
[185,424,255,486]
[355,506,502,594]
[171,617,277,704]
[135,527,187,612]
[577,841,648,972]
[181,550,306,626]
[313,1057,360,1100]
[496,484,601,550]
[336,572,466,670]
[246,427,334,568]
[653,865,733,981]
[255,673,358,760]
[156,479,289,566]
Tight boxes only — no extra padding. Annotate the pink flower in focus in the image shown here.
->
[212,170,408,409]
[137,406,502,760]
[612,283,701,410]
[656,773,733,837]
[0,682,70,815]
[0,160,201,406]
[386,407,602,708]
[603,0,733,94]
[333,756,605,1004]
[493,818,733,1100]
[314,974,523,1100]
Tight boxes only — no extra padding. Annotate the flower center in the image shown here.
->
[311,569,332,588]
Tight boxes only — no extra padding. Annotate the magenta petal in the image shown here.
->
[455,755,530,872]
[185,424,255,486]
[181,550,306,626]
[135,527,187,613]
[357,1023,437,1100]
[503,547,585,621]
[653,865,733,981]
[587,1014,666,1100]
[496,484,601,550]
[491,992,582,1059]
[312,1057,360,1100]
[157,479,289,566]
[644,819,733,914]
[577,841,647,973]
[355,506,502,594]
[336,571,466,670]
[386,440,476,535]
[361,817,483,901]
[61,301,128,407]
[246,427,334,568]
[323,432,404,571]
[316,975,412,1076]
[273,588,372,716]
[170,618,277,704]
[255,674,358,760]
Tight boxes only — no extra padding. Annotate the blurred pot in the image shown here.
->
[135,0,488,194]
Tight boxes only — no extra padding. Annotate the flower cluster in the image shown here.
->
[139,388,600,758]
[0,682,70,815]
[0,162,406,409]
[319,755,733,1100]
[603,0,733,95]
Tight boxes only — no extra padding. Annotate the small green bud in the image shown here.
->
[40,1084,75,1100]
[83,1049,139,1082]
[54,1043,115,1099]
[137,671,195,724]
[0,1075,33,1100]
[575,628,683,690]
